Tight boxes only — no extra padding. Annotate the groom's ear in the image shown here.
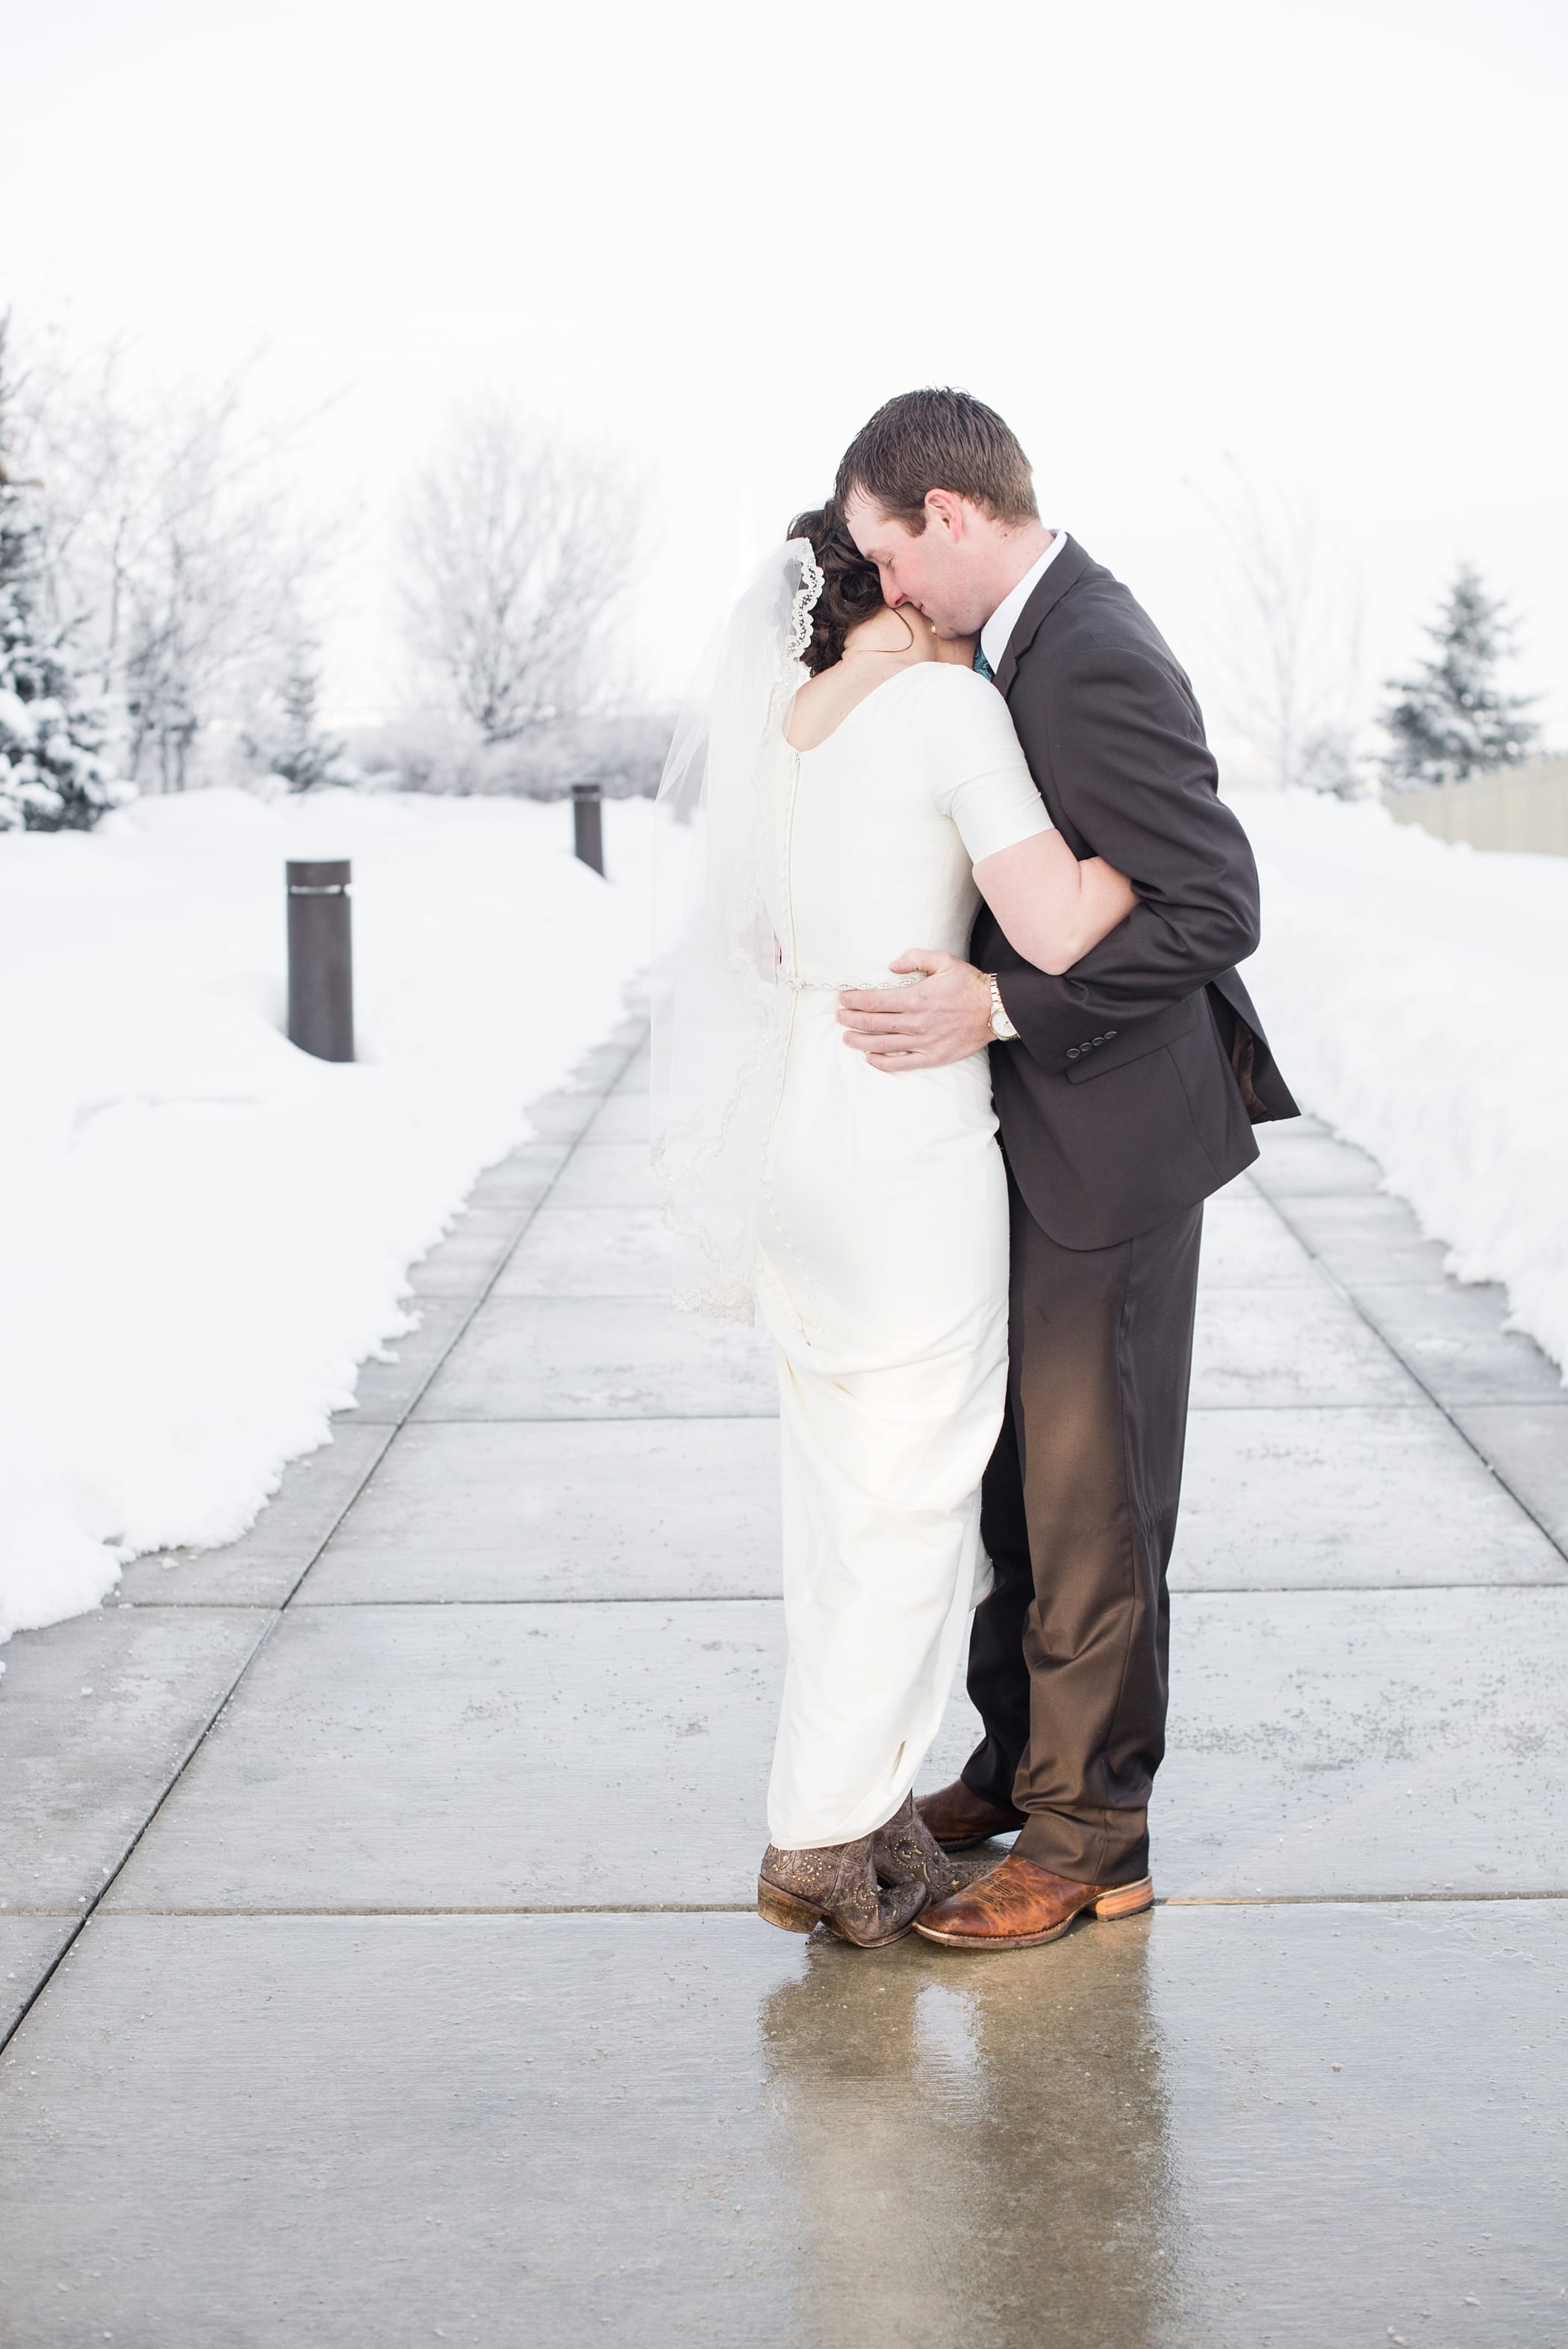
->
[924,489,967,541]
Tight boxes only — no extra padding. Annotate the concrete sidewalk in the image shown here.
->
[2,1018,1567,2346]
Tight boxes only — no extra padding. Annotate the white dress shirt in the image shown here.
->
[979,529,1068,676]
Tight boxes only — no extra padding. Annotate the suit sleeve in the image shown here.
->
[993,646,1261,1065]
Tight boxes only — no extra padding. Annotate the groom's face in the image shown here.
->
[842,489,988,639]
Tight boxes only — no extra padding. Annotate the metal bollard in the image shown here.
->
[286,859,355,1063]
[571,781,605,876]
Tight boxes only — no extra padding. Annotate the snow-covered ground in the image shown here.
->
[1236,791,1568,1379]
[0,788,655,1645]
[4,780,1561,1653]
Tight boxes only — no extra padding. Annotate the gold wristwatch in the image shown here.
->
[987,974,1018,1042]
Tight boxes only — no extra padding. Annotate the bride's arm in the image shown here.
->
[972,833,1136,977]
[932,683,1137,977]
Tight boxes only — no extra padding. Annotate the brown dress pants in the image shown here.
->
[963,1178,1204,1886]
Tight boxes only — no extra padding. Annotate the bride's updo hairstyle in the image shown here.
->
[786,503,883,676]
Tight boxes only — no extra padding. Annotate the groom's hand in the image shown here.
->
[838,951,994,1072]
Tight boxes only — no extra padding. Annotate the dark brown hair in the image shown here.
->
[834,387,1038,535]
[786,501,883,676]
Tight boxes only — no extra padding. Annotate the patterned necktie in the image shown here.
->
[973,642,996,682]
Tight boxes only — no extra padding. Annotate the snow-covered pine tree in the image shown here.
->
[0,321,130,832]
[1381,561,1539,790]
[243,638,355,793]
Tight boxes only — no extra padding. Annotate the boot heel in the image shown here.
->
[757,1878,825,1934]
[1092,1876,1154,1920]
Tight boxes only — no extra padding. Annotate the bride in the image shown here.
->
[653,503,1136,1947]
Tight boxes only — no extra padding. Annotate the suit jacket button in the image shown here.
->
[1106,1028,1118,1038]
[1066,1048,1080,1060]
[1092,1036,1104,1046]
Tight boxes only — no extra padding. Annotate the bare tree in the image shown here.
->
[1195,458,1366,796]
[118,397,330,790]
[13,332,152,698]
[10,326,338,790]
[401,405,644,743]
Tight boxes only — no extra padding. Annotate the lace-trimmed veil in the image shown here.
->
[650,540,824,1324]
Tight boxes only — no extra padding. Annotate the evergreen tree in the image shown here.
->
[0,322,129,833]
[243,639,355,793]
[1381,561,1538,789]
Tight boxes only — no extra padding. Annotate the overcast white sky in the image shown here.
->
[4,0,1566,745]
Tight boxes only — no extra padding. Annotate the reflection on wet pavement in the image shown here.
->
[761,1917,1185,2346]
[10,1903,1561,2345]
[759,1903,1566,2348]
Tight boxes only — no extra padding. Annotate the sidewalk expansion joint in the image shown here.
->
[98,1903,760,1917]
[281,1576,1567,1608]
[1161,1888,1568,1906]
[290,1593,785,1607]
[75,1889,1568,1919]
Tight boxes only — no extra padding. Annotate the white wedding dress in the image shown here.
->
[757,659,1052,1849]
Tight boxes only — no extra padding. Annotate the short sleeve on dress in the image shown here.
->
[923,667,1057,862]
[948,768,1055,862]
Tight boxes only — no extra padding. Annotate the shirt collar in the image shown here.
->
[979,530,1066,675]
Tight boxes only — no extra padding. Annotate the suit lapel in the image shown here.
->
[994,534,1094,696]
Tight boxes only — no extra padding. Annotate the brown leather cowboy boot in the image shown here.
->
[757,1834,930,1949]
[913,1851,1154,1951]
[915,1777,1027,1851]
[871,1794,971,1904]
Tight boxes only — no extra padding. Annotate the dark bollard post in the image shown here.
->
[572,781,605,876]
[286,859,355,1063]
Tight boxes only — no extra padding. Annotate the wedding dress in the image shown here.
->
[653,544,1052,1854]
[758,659,1050,1846]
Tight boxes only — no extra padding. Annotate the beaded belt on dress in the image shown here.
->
[780,971,921,993]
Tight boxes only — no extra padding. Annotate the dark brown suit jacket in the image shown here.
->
[971,535,1298,1250]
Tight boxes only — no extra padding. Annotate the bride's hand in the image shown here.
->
[838,951,993,1072]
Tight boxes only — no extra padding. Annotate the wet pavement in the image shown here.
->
[2,1018,1566,2345]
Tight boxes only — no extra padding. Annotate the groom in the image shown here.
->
[835,389,1298,1953]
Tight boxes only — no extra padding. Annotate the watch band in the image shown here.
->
[987,974,1018,1042]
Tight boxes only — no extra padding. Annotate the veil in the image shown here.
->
[650,539,824,1325]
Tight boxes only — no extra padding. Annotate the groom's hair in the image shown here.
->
[836,388,1038,534]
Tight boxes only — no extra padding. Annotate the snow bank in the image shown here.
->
[7,781,1557,1646]
[0,787,653,1641]
[1235,791,1568,1379]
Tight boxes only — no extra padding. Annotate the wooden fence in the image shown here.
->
[1384,754,1568,855]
